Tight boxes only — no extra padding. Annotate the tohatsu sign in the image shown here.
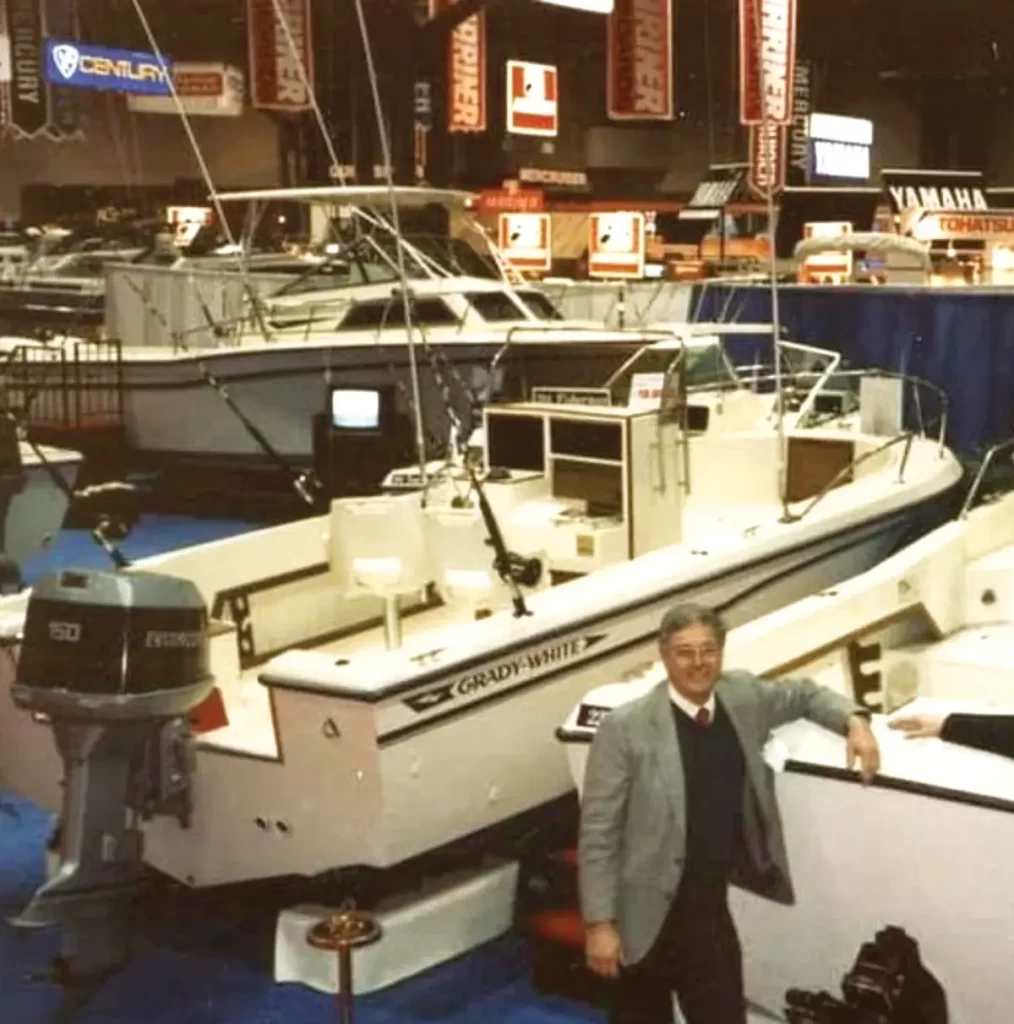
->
[739,0,797,126]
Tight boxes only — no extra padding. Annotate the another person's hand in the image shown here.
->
[585,921,623,979]
[888,714,945,739]
[846,714,880,784]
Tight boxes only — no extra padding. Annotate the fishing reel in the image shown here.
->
[493,550,544,590]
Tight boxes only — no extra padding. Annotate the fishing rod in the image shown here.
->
[350,0,541,615]
[119,273,320,507]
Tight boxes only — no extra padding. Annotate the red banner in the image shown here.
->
[430,0,487,133]
[247,0,314,112]
[738,0,796,126]
[748,122,787,197]
[606,0,673,121]
[506,60,558,137]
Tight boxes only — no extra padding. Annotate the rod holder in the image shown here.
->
[306,905,382,1024]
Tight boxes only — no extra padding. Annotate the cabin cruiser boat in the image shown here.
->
[0,186,717,484]
[558,455,1014,1024]
[0,327,962,897]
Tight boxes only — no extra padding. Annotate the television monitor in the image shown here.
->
[331,388,381,430]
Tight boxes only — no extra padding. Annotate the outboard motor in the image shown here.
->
[9,568,215,991]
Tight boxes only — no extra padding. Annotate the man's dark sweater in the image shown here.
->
[942,714,1014,759]
[672,700,746,882]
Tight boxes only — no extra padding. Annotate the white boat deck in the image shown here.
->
[199,502,787,761]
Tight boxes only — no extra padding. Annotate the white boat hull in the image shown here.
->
[130,493,949,886]
[733,731,1014,1024]
[119,341,504,464]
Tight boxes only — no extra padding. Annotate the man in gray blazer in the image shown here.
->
[579,602,881,1024]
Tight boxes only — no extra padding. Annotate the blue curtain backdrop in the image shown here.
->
[690,284,1014,456]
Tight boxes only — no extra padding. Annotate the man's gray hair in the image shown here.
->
[658,602,727,647]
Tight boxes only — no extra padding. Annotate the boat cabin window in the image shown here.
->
[338,297,460,330]
[486,412,544,471]
[516,290,564,321]
[466,290,531,322]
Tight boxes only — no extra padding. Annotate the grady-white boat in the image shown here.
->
[2,186,660,480]
[558,450,1014,1024]
[0,328,962,892]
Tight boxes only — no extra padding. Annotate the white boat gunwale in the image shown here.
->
[255,470,956,710]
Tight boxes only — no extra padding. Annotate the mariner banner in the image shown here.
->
[739,0,797,127]
[247,0,313,112]
[606,0,673,121]
[43,40,172,96]
[430,0,487,133]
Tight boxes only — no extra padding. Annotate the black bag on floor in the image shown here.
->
[784,926,948,1024]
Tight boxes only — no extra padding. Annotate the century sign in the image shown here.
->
[739,0,797,126]
[606,0,673,121]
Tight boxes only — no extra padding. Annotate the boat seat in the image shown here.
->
[425,506,547,614]
[328,493,433,646]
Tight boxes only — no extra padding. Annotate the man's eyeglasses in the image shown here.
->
[667,645,721,664]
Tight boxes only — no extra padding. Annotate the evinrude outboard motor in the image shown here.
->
[9,568,214,990]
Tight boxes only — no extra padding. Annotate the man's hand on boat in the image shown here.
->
[846,714,881,784]
[887,714,944,739]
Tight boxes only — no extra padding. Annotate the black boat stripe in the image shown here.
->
[373,509,918,746]
[262,488,950,709]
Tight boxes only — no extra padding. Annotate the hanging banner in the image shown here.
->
[506,59,558,137]
[739,0,796,127]
[785,60,811,186]
[588,211,645,278]
[43,0,83,141]
[747,121,787,197]
[498,212,552,272]
[606,0,673,121]
[43,40,172,95]
[7,0,49,139]
[247,0,314,112]
[430,0,487,133]
[0,1,11,132]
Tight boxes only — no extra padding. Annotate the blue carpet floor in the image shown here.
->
[3,514,603,1023]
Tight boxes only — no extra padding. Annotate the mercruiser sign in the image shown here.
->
[43,39,172,96]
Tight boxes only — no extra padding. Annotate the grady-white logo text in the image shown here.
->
[888,185,988,213]
[403,634,607,714]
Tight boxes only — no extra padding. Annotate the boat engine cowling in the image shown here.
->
[10,568,215,983]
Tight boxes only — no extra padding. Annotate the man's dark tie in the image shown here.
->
[695,707,711,726]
